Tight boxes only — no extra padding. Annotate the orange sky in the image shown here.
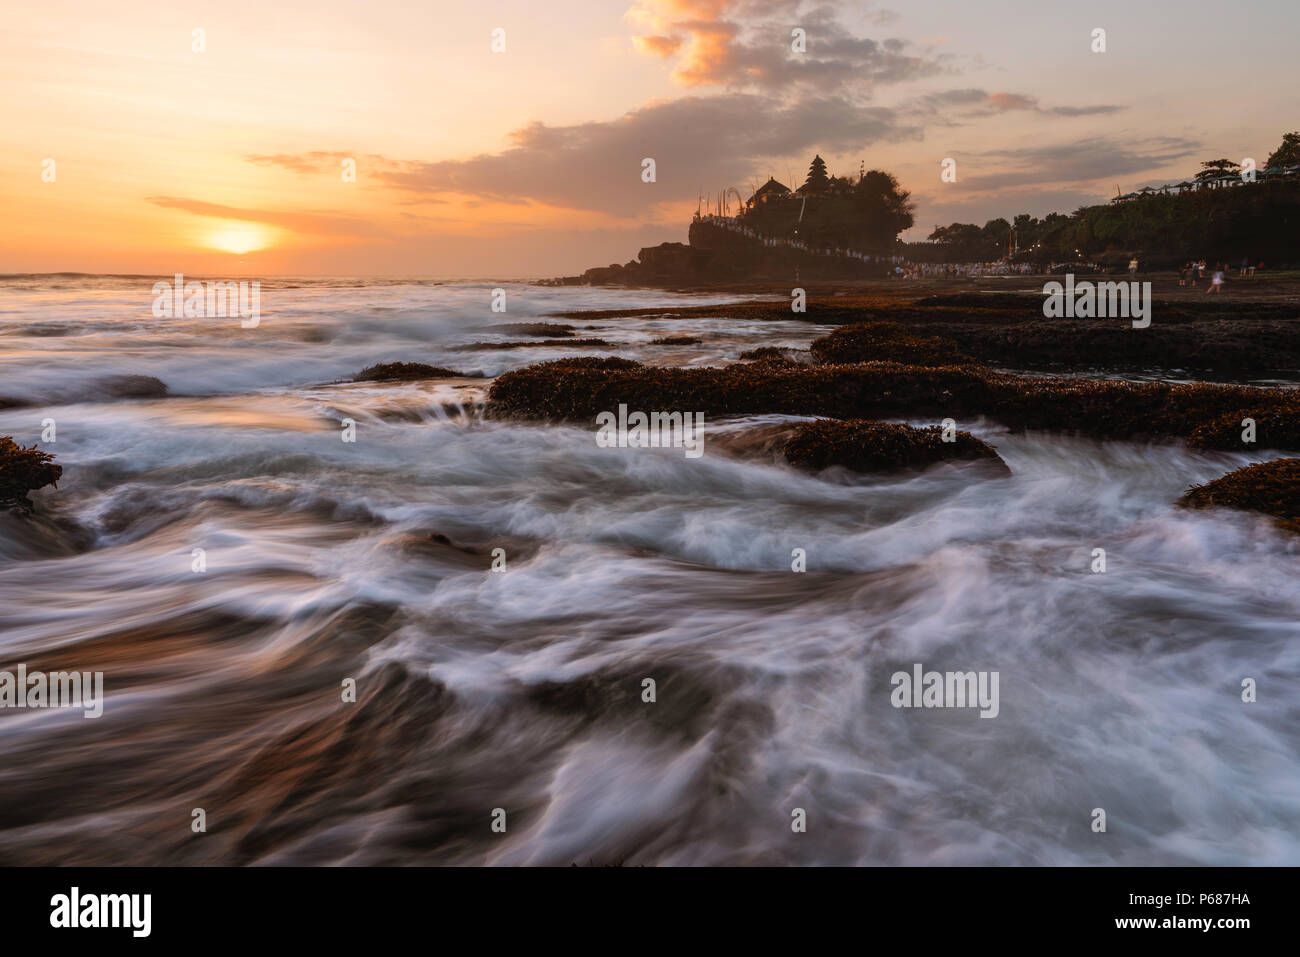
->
[4,0,1297,277]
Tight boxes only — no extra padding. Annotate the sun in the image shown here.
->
[206,222,275,254]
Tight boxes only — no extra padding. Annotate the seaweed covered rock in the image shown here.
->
[1178,459,1300,533]
[784,419,1007,475]
[487,356,1300,444]
[739,346,809,365]
[555,295,1300,374]
[650,336,702,345]
[810,322,972,366]
[88,374,170,400]
[452,338,610,351]
[1187,410,1300,452]
[354,362,466,382]
[0,436,62,510]
[488,322,576,337]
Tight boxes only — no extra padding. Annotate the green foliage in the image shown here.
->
[925,180,1300,266]
[1195,158,1240,181]
[741,165,915,253]
[1265,132,1300,169]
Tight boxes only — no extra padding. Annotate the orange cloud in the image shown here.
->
[632,34,684,57]
[628,0,939,92]
[986,91,1038,112]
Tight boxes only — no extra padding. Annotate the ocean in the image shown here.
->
[0,275,1296,865]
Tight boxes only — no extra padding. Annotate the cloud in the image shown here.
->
[361,94,922,216]
[913,88,1124,118]
[633,34,684,57]
[628,0,945,91]
[1048,104,1126,117]
[245,152,397,174]
[956,136,1200,191]
[986,91,1038,112]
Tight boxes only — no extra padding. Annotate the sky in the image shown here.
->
[3,0,1297,277]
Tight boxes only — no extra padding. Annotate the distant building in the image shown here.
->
[750,177,792,206]
[798,155,831,197]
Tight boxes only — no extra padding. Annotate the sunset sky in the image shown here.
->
[4,0,1297,277]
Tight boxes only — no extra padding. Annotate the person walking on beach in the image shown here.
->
[1207,266,1224,294]
[1240,256,1249,277]
[1128,257,1139,278]
[1179,263,1188,287]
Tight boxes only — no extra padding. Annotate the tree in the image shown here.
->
[1265,132,1300,169]
[740,166,913,253]
[926,222,986,260]
[1195,158,1240,181]
[851,170,915,252]
[802,155,830,194]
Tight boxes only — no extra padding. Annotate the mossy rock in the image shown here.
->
[453,338,610,351]
[555,295,1300,374]
[489,322,576,337]
[783,419,1007,475]
[487,356,1300,444]
[1188,410,1300,452]
[1179,458,1300,533]
[354,362,465,382]
[0,436,62,509]
[738,346,809,365]
[810,322,972,366]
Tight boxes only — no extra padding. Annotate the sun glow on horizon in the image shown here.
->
[206,222,276,255]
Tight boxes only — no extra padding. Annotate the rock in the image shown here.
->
[811,322,972,366]
[783,419,1007,475]
[487,356,1300,444]
[1188,410,1300,452]
[1179,459,1300,533]
[354,362,466,381]
[488,323,576,337]
[450,339,609,351]
[0,436,62,510]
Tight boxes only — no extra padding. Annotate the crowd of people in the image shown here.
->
[887,260,1099,279]
[1176,258,1265,293]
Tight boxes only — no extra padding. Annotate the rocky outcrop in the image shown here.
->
[1,437,62,510]
[487,356,1300,447]
[1179,459,1300,533]
[354,362,470,381]
[783,419,1007,475]
[571,221,887,286]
